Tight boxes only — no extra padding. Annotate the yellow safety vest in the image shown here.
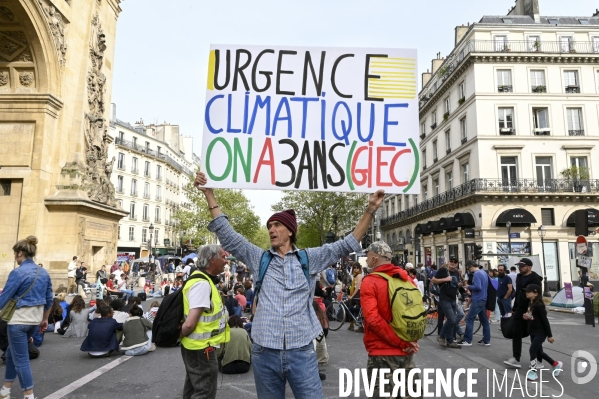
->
[181,271,230,350]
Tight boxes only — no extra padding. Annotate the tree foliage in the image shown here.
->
[175,182,261,247]
[249,226,271,250]
[272,191,367,246]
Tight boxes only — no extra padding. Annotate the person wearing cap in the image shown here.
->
[194,171,384,399]
[522,284,563,381]
[457,262,491,347]
[503,258,543,369]
[360,241,420,396]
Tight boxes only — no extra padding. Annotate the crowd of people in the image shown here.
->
[0,171,574,399]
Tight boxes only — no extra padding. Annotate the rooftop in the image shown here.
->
[479,15,599,25]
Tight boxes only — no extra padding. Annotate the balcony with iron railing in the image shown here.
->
[568,130,585,136]
[421,40,599,107]
[381,178,599,227]
[143,192,150,199]
[131,167,139,174]
[116,187,124,194]
[565,86,581,94]
[130,189,138,197]
[129,214,137,221]
[115,137,194,176]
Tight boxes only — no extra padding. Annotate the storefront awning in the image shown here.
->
[438,217,456,232]
[453,212,475,228]
[414,224,426,235]
[426,220,441,234]
[566,208,599,227]
[495,208,537,226]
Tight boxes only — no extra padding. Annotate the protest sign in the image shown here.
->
[201,45,419,194]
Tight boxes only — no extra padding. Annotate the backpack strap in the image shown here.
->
[183,273,212,302]
[252,249,310,315]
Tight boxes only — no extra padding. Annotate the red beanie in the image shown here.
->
[267,209,297,235]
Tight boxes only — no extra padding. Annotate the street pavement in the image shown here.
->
[1,308,597,398]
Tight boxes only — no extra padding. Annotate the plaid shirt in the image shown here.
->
[208,214,362,350]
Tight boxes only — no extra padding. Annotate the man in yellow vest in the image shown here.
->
[180,244,230,399]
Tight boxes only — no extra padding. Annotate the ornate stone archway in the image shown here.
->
[0,0,127,288]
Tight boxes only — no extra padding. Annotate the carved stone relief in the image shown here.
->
[18,70,34,87]
[0,70,8,86]
[81,12,116,207]
[0,6,14,22]
[37,0,67,66]
[0,31,34,64]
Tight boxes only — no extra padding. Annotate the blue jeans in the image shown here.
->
[5,324,37,391]
[124,332,152,356]
[438,299,458,343]
[251,342,323,399]
[120,289,135,300]
[497,297,512,317]
[464,299,490,344]
[456,301,464,335]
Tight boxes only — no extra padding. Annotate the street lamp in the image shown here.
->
[148,222,154,262]
[537,225,551,297]
[506,221,512,254]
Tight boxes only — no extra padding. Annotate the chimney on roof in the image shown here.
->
[508,0,540,23]
[594,9,599,17]
[422,70,432,87]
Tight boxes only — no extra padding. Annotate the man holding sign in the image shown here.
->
[195,171,383,398]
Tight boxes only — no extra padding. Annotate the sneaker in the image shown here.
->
[446,341,461,349]
[437,336,447,347]
[504,357,521,368]
[319,372,326,380]
[354,326,364,333]
[477,340,490,346]
[149,343,156,352]
[526,369,538,381]
[457,340,472,346]
[457,334,464,341]
[0,388,10,399]
[552,361,564,377]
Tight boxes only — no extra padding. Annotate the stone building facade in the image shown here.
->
[0,0,125,289]
[381,0,599,289]
[108,109,200,259]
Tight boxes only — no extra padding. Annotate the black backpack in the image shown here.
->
[151,274,209,347]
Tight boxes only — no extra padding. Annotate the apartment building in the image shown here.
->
[381,0,599,289]
[108,104,200,258]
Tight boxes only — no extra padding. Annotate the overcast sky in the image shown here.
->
[111,0,598,224]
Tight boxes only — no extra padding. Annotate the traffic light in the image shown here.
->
[474,244,483,260]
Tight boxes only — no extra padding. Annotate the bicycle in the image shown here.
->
[326,295,363,331]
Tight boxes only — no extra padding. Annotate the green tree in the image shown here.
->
[272,191,366,245]
[249,226,271,250]
[175,182,260,247]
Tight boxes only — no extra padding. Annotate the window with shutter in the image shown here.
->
[541,208,555,226]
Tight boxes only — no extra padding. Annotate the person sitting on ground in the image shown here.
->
[122,296,138,314]
[235,287,247,309]
[217,315,251,374]
[47,298,64,333]
[80,305,123,357]
[170,277,183,293]
[243,281,254,311]
[120,304,155,356]
[143,301,161,323]
[62,298,97,338]
[224,290,241,317]
[91,300,107,320]
[57,294,82,334]
[110,299,129,324]
[57,292,69,320]
[117,275,135,301]
[105,274,124,298]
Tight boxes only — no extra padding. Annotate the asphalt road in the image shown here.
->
[1,308,597,398]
